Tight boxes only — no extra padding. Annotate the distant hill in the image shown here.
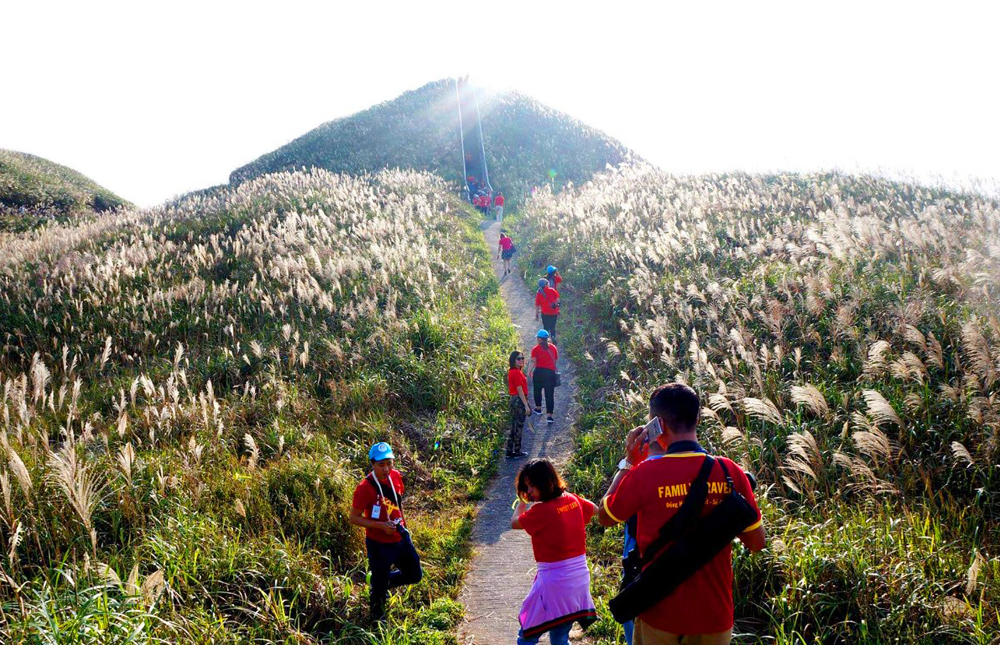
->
[0,149,129,231]
[229,79,636,205]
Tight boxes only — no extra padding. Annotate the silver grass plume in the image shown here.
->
[742,397,783,426]
[790,384,829,418]
[863,390,902,427]
[48,446,106,557]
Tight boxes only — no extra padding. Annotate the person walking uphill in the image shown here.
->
[507,351,531,458]
[546,265,563,292]
[498,232,516,276]
[494,191,505,222]
[511,458,599,644]
[526,330,558,425]
[534,278,560,343]
[349,442,423,622]
[598,384,765,645]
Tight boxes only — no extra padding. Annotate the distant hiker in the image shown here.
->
[507,351,531,458]
[494,191,505,222]
[598,384,765,645]
[526,329,558,425]
[546,265,563,291]
[534,278,560,343]
[349,442,423,622]
[511,458,599,644]
[498,232,516,276]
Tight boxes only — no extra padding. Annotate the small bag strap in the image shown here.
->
[367,472,402,517]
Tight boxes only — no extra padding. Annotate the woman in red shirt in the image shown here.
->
[546,265,563,292]
[511,458,598,644]
[527,329,558,425]
[534,278,560,344]
[497,232,516,276]
[507,351,531,458]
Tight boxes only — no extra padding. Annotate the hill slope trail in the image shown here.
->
[458,221,584,644]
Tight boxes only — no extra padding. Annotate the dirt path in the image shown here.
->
[458,221,583,644]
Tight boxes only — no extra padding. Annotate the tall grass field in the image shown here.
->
[513,163,1000,644]
[0,168,514,644]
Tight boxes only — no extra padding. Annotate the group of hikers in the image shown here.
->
[467,174,505,221]
[349,236,766,645]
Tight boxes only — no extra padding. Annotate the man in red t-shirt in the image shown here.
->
[349,442,422,621]
[534,278,560,342]
[598,384,765,645]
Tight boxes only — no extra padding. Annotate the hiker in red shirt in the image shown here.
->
[546,265,563,292]
[598,384,765,645]
[494,191,505,222]
[534,278,560,343]
[498,231,516,276]
[349,442,423,622]
[526,329,558,425]
[511,458,598,644]
[506,350,531,458]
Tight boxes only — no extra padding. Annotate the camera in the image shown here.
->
[391,518,411,539]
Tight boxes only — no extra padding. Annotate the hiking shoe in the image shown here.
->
[508,451,528,458]
[533,408,542,416]
[547,417,555,424]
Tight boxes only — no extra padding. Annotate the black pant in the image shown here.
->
[541,313,558,342]
[366,535,422,619]
[533,368,556,415]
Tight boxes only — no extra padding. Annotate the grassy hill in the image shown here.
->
[229,79,635,207]
[0,149,129,231]
[0,168,514,643]
[512,164,1000,644]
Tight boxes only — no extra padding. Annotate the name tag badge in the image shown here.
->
[371,505,381,519]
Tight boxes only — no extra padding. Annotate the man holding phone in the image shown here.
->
[598,384,765,645]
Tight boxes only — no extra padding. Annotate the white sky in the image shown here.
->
[3,0,999,207]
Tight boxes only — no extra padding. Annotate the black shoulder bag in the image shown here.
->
[609,457,759,624]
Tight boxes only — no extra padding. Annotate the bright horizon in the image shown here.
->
[3,1,999,207]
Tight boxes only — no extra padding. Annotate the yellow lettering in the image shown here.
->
[556,501,580,514]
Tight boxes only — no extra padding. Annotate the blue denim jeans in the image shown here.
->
[517,621,573,645]
[623,518,638,645]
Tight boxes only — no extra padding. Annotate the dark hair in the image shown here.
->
[650,383,700,433]
[509,350,523,369]
[516,458,566,502]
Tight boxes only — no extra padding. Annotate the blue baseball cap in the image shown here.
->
[537,278,549,289]
[368,442,394,461]
[546,265,557,274]
[536,329,550,339]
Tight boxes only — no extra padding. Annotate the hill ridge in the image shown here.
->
[229,78,636,206]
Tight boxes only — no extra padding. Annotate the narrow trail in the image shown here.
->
[458,221,585,644]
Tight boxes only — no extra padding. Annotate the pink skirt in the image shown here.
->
[519,554,598,638]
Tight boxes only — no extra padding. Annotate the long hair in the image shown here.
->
[516,458,566,502]
[509,350,523,369]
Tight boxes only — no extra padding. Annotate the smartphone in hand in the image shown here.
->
[643,417,663,445]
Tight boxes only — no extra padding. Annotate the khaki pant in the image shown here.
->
[633,619,732,645]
